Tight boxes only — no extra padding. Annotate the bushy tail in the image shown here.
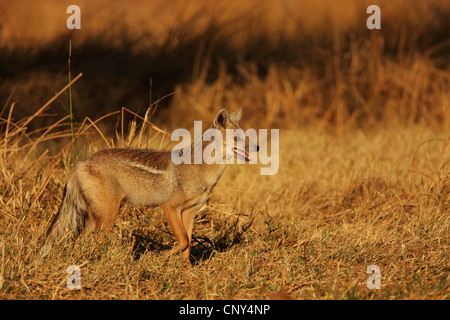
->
[39,173,88,257]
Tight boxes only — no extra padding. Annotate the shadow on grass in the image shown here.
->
[131,216,253,265]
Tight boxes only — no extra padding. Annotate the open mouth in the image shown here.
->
[233,147,251,162]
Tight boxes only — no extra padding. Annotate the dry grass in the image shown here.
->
[0,107,448,299]
[0,0,449,300]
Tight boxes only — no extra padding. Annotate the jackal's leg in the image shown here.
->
[85,196,121,241]
[161,204,190,260]
[180,204,202,261]
[78,164,121,241]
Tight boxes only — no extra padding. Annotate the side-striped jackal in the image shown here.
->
[39,109,258,262]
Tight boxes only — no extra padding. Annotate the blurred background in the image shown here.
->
[0,0,449,133]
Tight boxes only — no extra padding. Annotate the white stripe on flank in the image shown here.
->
[129,162,166,175]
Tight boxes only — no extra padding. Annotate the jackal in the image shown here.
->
[39,109,258,262]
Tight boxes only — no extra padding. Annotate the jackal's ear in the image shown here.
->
[229,108,242,124]
[214,109,229,128]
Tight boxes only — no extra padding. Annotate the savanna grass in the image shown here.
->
[0,0,449,300]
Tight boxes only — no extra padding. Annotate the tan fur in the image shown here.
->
[39,109,257,262]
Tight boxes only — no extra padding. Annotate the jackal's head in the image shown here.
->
[212,109,259,163]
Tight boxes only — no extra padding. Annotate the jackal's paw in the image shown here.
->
[161,247,192,265]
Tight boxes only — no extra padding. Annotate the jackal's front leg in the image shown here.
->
[180,204,202,261]
[161,204,190,261]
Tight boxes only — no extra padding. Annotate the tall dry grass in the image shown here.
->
[0,0,449,300]
[0,103,448,299]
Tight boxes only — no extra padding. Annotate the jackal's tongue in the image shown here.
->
[233,147,250,161]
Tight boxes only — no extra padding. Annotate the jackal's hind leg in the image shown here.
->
[84,197,121,241]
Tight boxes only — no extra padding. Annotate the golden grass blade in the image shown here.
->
[3,101,15,155]
[21,115,71,165]
[20,73,83,130]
